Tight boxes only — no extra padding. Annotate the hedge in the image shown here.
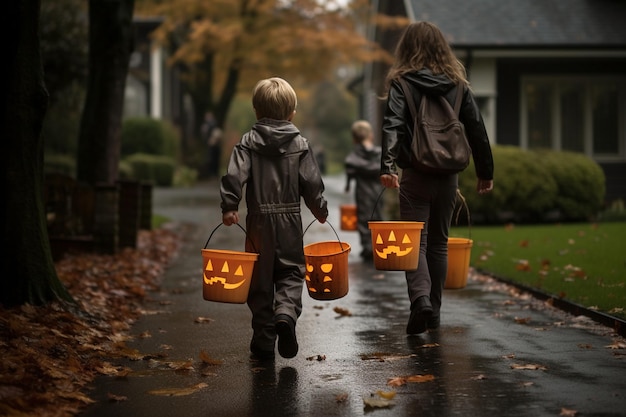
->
[457,146,605,223]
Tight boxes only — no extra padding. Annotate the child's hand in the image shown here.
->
[222,211,239,226]
[380,174,399,188]
[477,179,493,195]
[317,216,327,224]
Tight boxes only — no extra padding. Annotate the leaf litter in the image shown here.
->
[0,228,181,417]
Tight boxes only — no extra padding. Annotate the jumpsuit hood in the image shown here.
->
[248,118,304,156]
[402,69,456,97]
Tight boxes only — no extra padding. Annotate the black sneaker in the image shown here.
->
[406,296,433,335]
[427,316,440,330]
[275,314,298,359]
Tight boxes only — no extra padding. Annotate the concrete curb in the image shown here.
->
[480,269,626,337]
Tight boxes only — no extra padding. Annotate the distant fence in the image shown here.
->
[44,174,153,260]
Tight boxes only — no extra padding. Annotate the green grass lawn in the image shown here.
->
[450,222,626,320]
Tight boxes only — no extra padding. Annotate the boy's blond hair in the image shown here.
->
[252,77,297,120]
[351,120,373,144]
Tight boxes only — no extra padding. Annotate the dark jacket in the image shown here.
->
[381,69,494,180]
[221,118,328,221]
[345,143,382,186]
[344,143,384,223]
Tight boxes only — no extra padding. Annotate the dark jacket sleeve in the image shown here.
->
[220,140,251,213]
[300,147,328,221]
[456,86,494,181]
[381,80,412,175]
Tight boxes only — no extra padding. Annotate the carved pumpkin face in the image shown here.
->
[374,230,414,259]
[341,213,357,230]
[306,262,334,294]
[203,259,247,290]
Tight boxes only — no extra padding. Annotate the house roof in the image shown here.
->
[406,0,626,48]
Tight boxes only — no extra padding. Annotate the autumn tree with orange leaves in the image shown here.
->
[135,0,404,148]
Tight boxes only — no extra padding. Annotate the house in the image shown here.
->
[364,0,626,205]
[124,16,193,148]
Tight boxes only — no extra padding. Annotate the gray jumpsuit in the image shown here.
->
[221,118,328,353]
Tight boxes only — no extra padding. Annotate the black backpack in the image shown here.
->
[398,78,471,174]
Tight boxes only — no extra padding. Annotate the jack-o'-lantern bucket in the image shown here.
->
[368,221,424,271]
[201,224,258,304]
[445,238,473,289]
[445,189,473,289]
[339,204,357,231]
[303,220,351,300]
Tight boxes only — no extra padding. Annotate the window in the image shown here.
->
[521,76,625,161]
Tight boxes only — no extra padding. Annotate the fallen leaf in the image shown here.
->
[560,407,578,416]
[107,393,128,402]
[605,341,626,349]
[515,260,531,271]
[194,317,214,323]
[363,393,394,409]
[333,307,352,317]
[376,390,397,400]
[335,393,348,402]
[514,317,531,324]
[511,363,547,371]
[148,382,208,397]
[306,354,326,361]
[386,377,406,387]
[406,374,435,383]
[199,350,223,365]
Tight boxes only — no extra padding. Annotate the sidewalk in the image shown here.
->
[80,176,626,417]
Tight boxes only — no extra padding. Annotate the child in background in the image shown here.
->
[220,77,329,361]
[344,120,384,261]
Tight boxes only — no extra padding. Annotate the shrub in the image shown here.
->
[458,146,605,223]
[123,153,176,186]
[534,150,605,221]
[121,117,179,159]
[173,166,199,187]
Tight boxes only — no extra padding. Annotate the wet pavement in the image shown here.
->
[80,176,626,417]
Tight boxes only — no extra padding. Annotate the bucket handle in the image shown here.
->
[303,219,346,252]
[453,189,472,240]
[369,187,418,221]
[204,223,259,252]
[373,186,472,239]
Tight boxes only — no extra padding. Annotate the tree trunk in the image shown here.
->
[76,0,135,186]
[2,0,73,306]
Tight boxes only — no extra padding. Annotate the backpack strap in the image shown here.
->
[453,84,463,115]
[398,78,419,121]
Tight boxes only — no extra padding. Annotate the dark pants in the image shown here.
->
[399,168,458,319]
[355,179,384,256]
[245,211,305,352]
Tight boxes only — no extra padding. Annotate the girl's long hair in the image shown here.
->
[384,21,469,95]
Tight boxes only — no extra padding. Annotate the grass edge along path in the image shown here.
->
[451,222,626,336]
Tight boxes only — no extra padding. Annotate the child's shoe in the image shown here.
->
[250,342,275,361]
[275,315,298,358]
[406,296,433,334]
